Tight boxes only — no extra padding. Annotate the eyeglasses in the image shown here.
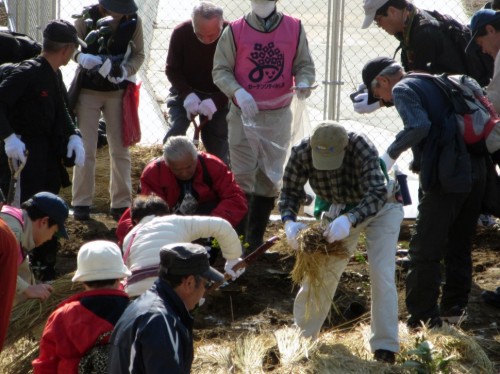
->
[204,279,215,290]
[196,276,215,290]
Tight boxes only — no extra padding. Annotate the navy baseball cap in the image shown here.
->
[22,192,69,239]
[466,9,500,52]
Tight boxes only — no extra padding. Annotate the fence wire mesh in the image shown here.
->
[3,0,489,165]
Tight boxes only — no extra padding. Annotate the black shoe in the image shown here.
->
[374,349,396,364]
[482,288,500,308]
[110,207,127,220]
[441,306,467,324]
[407,316,443,331]
[73,206,90,221]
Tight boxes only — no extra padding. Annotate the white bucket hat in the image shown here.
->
[72,240,131,282]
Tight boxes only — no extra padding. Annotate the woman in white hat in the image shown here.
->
[32,240,131,373]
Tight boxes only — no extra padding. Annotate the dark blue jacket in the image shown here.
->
[108,279,194,374]
[402,76,472,193]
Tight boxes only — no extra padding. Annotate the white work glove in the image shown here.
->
[183,93,201,120]
[324,203,346,220]
[285,220,307,250]
[295,82,312,100]
[198,98,217,120]
[380,152,396,172]
[76,53,102,70]
[323,215,351,243]
[66,135,85,167]
[353,92,381,114]
[234,88,258,118]
[352,84,380,114]
[107,66,128,84]
[4,133,26,163]
[224,258,245,281]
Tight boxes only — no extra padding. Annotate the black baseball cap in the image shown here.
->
[362,56,397,104]
[43,19,87,48]
[22,192,70,239]
[159,243,224,283]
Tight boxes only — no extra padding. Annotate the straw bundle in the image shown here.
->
[233,334,274,374]
[0,337,39,374]
[297,224,349,256]
[5,272,82,347]
[274,326,317,367]
[191,323,494,374]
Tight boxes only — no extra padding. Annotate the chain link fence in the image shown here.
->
[4,0,487,156]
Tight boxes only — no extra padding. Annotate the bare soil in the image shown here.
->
[56,211,500,371]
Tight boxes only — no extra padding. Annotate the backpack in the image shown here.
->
[0,31,41,64]
[78,331,112,374]
[418,10,493,87]
[410,73,500,156]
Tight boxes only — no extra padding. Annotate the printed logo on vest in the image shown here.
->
[248,42,285,89]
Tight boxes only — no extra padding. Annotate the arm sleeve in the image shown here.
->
[279,146,308,220]
[184,216,242,260]
[292,23,316,85]
[204,157,247,227]
[212,26,242,98]
[165,27,192,99]
[123,16,145,76]
[387,84,432,159]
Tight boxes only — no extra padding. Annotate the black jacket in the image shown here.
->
[396,5,492,86]
[0,57,77,150]
[108,279,195,374]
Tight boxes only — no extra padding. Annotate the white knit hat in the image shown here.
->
[72,240,131,282]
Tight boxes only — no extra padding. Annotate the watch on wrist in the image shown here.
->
[346,213,357,227]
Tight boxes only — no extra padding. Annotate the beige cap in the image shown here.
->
[72,240,131,282]
[310,121,349,171]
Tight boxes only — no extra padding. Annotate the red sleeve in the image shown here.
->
[116,208,133,247]
[0,220,18,352]
[202,154,248,227]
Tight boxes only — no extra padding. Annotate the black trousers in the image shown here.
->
[406,155,486,320]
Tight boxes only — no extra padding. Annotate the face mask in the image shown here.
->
[251,1,276,18]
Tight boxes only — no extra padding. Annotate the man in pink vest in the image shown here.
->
[213,0,315,251]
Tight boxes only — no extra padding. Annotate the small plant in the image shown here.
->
[211,235,249,251]
[353,250,367,264]
[403,334,455,373]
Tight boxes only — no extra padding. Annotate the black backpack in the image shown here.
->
[419,9,493,87]
[0,31,41,64]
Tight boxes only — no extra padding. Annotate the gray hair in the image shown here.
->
[163,136,198,164]
[371,63,403,89]
[192,1,223,20]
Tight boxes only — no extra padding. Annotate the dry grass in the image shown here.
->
[191,323,495,374]
[59,144,163,212]
[4,273,82,348]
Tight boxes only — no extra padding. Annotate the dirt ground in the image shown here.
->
[55,186,500,372]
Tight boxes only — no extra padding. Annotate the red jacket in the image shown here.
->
[116,152,247,244]
[32,288,129,374]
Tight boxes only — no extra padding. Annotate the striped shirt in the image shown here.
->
[279,132,387,224]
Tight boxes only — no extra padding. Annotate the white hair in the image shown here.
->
[163,136,198,164]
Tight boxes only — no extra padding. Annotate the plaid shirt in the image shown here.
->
[279,132,387,224]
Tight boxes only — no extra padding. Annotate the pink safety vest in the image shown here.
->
[231,15,300,110]
[0,205,25,266]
